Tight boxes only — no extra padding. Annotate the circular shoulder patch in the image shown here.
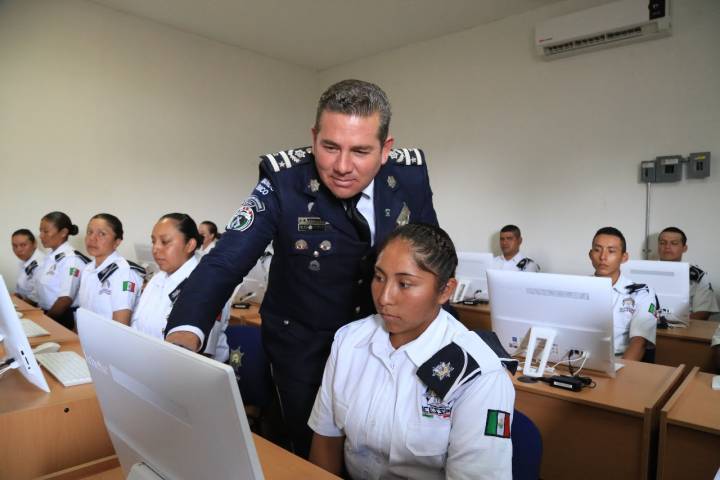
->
[227,205,255,232]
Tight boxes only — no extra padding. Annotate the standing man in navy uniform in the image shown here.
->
[165,79,438,457]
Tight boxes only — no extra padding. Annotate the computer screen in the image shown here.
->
[488,270,616,377]
[621,260,689,324]
[0,275,49,392]
[76,308,264,480]
[133,243,159,275]
[454,252,494,302]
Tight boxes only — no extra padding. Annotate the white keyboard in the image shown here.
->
[21,319,50,338]
[36,351,92,387]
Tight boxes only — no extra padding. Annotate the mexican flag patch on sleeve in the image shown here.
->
[485,410,511,438]
[69,267,80,277]
[122,281,136,293]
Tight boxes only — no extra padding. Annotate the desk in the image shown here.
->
[657,367,720,479]
[0,342,114,479]
[22,309,78,346]
[42,435,340,480]
[655,320,719,373]
[453,302,491,331]
[12,294,41,312]
[230,302,262,328]
[513,360,684,480]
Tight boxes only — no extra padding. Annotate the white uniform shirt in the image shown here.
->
[612,274,658,355]
[491,252,540,272]
[309,310,514,480]
[689,265,719,314]
[15,249,45,303]
[77,251,144,320]
[195,240,217,260]
[131,256,228,360]
[35,242,88,311]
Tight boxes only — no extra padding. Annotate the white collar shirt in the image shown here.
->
[77,251,143,319]
[689,264,719,314]
[36,242,86,310]
[611,274,657,355]
[490,252,538,272]
[15,249,45,303]
[132,256,199,340]
[356,180,376,246]
[309,310,514,480]
[196,240,217,260]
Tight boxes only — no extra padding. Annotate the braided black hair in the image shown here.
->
[380,223,457,292]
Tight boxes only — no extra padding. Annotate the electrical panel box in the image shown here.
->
[687,152,710,179]
[655,155,683,183]
[640,161,656,183]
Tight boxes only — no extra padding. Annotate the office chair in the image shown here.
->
[511,410,543,480]
[225,325,274,431]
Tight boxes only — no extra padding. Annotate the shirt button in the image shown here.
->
[354,306,361,314]
[282,319,290,325]
[357,279,363,285]
[313,251,319,258]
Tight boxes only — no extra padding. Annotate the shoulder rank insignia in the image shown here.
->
[473,330,519,375]
[689,265,705,283]
[54,252,66,262]
[417,342,481,401]
[168,279,186,305]
[626,283,649,294]
[75,250,91,264]
[262,146,312,173]
[128,261,147,277]
[388,147,425,166]
[97,262,119,284]
[25,260,39,276]
[516,258,532,270]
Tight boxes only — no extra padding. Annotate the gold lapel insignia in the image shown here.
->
[309,179,320,193]
[387,175,397,189]
[396,203,411,227]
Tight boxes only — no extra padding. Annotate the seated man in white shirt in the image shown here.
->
[590,227,658,362]
[658,226,719,320]
[491,225,539,272]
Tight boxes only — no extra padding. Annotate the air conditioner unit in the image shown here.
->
[535,0,671,60]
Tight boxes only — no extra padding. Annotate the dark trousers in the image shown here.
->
[274,375,321,459]
[47,308,75,330]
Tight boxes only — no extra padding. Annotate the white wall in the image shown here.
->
[0,0,317,284]
[319,0,720,296]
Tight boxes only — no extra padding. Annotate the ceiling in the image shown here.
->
[91,0,569,70]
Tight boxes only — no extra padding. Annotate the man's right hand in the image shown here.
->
[165,331,201,352]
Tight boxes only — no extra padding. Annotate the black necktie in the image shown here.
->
[344,194,371,244]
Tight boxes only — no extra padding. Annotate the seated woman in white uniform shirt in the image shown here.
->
[131,213,229,362]
[196,220,220,259]
[36,211,90,329]
[11,228,45,305]
[309,224,515,480]
[77,214,145,325]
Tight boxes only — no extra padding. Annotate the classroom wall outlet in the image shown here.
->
[687,152,710,179]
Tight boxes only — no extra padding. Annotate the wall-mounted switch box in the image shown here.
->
[687,152,710,179]
[655,155,683,183]
[640,160,656,183]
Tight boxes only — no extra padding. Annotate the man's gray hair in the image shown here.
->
[315,79,392,144]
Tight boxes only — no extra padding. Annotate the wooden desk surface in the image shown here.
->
[49,436,340,480]
[513,360,682,417]
[22,309,78,346]
[230,302,262,328]
[452,302,492,331]
[658,367,720,479]
[1,342,114,479]
[12,294,42,311]
[657,319,719,343]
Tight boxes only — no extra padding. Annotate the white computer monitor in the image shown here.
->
[454,252,494,302]
[621,260,689,325]
[134,243,159,275]
[76,308,264,480]
[488,270,616,377]
[0,275,50,392]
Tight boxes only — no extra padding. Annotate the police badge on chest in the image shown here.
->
[421,387,453,419]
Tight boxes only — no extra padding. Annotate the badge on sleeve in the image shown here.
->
[69,267,80,277]
[122,281,136,293]
[485,410,511,438]
[227,206,255,232]
[396,203,411,227]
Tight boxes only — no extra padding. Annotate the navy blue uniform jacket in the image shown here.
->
[166,146,438,385]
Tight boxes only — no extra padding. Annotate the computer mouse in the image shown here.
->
[33,342,61,355]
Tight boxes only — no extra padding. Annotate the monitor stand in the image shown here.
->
[521,327,557,379]
[128,463,164,480]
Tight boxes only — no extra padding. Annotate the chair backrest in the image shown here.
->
[511,410,542,480]
[225,325,273,408]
